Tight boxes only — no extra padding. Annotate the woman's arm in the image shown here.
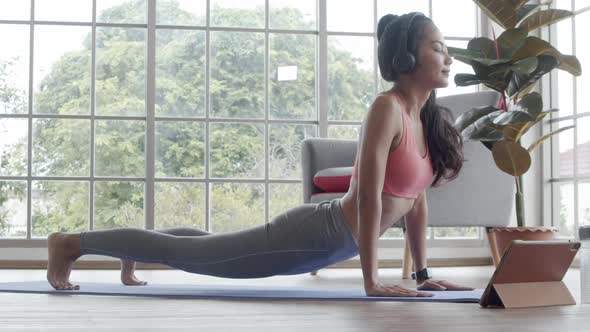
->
[404,190,428,275]
[356,96,398,292]
[357,195,382,289]
[406,191,476,291]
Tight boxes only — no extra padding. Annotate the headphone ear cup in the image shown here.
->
[394,53,416,73]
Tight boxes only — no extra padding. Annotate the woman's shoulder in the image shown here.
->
[364,92,404,129]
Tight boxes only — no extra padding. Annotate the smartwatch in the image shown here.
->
[411,267,432,281]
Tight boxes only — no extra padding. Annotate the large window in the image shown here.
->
[0,0,482,244]
[551,1,590,238]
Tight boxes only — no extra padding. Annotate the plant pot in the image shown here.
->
[486,226,558,266]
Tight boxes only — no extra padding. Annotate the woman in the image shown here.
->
[46,12,473,297]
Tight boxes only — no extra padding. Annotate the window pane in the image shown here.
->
[95,120,145,177]
[383,227,403,239]
[35,0,92,22]
[328,36,374,121]
[440,39,477,97]
[270,33,316,120]
[577,116,590,177]
[156,29,206,117]
[555,0,572,10]
[432,0,476,37]
[579,182,590,228]
[576,10,590,114]
[96,27,146,116]
[575,0,590,10]
[489,18,505,36]
[157,0,206,26]
[210,123,264,178]
[269,183,301,221]
[557,119,574,178]
[558,182,575,237]
[0,181,27,238]
[378,0,429,19]
[210,31,264,119]
[32,181,89,237]
[155,182,205,229]
[34,26,91,115]
[0,119,27,176]
[210,0,265,28]
[378,76,393,93]
[0,1,29,20]
[551,120,574,178]
[555,18,574,117]
[270,0,316,30]
[210,182,264,233]
[156,121,205,178]
[97,0,147,24]
[269,124,316,179]
[434,227,478,239]
[0,25,29,114]
[94,181,144,230]
[33,119,90,177]
[327,0,374,33]
[327,125,360,140]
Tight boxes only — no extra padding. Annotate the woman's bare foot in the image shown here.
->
[120,259,147,286]
[46,232,82,290]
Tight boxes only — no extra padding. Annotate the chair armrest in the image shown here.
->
[301,138,357,203]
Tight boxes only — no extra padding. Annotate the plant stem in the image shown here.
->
[515,175,525,227]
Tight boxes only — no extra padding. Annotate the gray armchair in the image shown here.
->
[301,91,514,277]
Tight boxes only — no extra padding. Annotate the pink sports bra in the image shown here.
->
[351,93,433,199]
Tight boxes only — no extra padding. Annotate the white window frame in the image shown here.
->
[546,2,590,239]
[0,0,488,254]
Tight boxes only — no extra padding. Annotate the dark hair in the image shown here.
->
[377,13,463,187]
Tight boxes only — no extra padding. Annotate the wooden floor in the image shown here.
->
[0,266,589,331]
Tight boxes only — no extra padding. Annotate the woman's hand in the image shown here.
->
[365,282,434,297]
[416,279,474,291]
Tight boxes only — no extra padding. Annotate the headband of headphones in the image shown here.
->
[392,12,425,73]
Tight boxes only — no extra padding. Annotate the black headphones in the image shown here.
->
[392,12,425,74]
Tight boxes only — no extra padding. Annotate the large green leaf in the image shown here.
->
[492,110,534,125]
[474,0,529,29]
[488,57,538,77]
[448,43,511,66]
[515,4,544,24]
[559,54,582,76]
[517,9,573,32]
[455,105,501,132]
[461,110,505,141]
[470,61,514,92]
[502,108,554,142]
[496,28,529,59]
[510,57,538,75]
[506,54,559,97]
[467,37,496,59]
[492,140,531,176]
[512,36,582,76]
[454,74,482,87]
[503,122,529,141]
[512,80,538,102]
[454,74,507,92]
[449,53,509,67]
[516,91,543,118]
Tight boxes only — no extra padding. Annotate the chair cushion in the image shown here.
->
[313,167,353,192]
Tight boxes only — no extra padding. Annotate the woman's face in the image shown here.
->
[410,22,453,89]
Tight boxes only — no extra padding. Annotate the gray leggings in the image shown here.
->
[80,199,359,278]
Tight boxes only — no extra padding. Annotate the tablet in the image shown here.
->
[479,240,580,308]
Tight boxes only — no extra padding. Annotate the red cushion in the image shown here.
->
[313,167,353,192]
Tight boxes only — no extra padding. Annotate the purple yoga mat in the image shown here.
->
[0,281,483,302]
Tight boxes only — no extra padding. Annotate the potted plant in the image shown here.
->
[448,0,582,265]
